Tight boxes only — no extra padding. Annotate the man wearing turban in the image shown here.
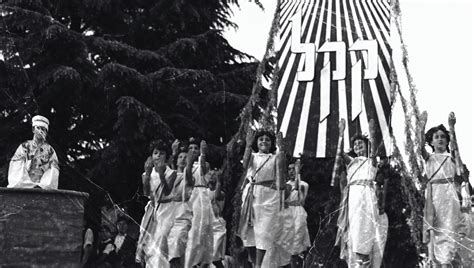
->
[7,115,59,189]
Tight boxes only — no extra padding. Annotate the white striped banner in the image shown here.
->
[276,0,392,157]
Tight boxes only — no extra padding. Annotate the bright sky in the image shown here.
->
[225,0,474,184]
[398,0,474,185]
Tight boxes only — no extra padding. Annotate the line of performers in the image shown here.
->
[5,113,469,268]
[332,112,471,268]
[134,131,312,268]
[133,111,471,268]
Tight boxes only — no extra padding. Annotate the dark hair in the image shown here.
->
[286,155,297,165]
[425,124,450,152]
[349,133,369,156]
[251,130,276,153]
[173,147,188,168]
[188,137,201,149]
[149,139,171,156]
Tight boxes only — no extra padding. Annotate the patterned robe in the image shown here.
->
[8,140,59,189]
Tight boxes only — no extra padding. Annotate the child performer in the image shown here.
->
[136,140,176,266]
[238,129,286,268]
[168,143,193,268]
[420,112,470,267]
[287,159,311,267]
[335,119,388,268]
[184,138,214,268]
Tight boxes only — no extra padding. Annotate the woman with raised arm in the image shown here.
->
[335,119,388,268]
[168,144,194,268]
[135,140,177,267]
[238,129,286,268]
[184,138,214,268]
[261,158,309,268]
[420,112,469,267]
[287,159,311,267]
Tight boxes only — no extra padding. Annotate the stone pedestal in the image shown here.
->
[0,187,89,267]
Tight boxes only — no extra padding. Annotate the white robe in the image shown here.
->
[240,153,280,250]
[425,153,464,265]
[136,167,176,266]
[346,156,388,267]
[287,180,311,255]
[8,140,59,189]
[185,159,214,267]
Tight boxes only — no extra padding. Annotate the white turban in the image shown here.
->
[32,115,49,130]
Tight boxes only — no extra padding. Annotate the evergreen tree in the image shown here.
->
[0,1,258,206]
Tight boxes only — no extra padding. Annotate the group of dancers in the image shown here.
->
[332,112,471,268]
[134,138,226,268]
[6,112,470,268]
[134,111,470,268]
[135,130,313,268]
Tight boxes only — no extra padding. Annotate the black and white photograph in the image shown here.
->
[0,0,473,267]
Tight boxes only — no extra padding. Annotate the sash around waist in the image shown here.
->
[171,197,190,202]
[251,179,277,190]
[348,179,374,187]
[286,200,302,206]
[429,177,454,184]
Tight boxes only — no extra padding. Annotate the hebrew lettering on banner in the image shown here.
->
[276,0,392,157]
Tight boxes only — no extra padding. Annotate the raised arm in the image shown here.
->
[155,157,175,194]
[369,119,376,156]
[200,140,209,176]
[240,129,255,190]
[448,112,465,180]
[276,132,288,189]
[169,139,180,169]
[368,119,377,166]
[420,111,430,160]
[142,156,153,196]
[242,128,256,172]
[294,159,302,201]
[185,150,194,186]
[338,119,352,165]
[331,119,348,187]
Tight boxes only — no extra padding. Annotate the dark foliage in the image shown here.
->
[1,2,423,267]
[0,1,257,212]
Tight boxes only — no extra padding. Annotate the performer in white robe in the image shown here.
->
[135,140,176,267]
[260,188,292,268]
[334,119,388,268]
[262,159,310,268]
[168,148,193,268]
[238,130,286,268]
[286,160,311,265]
[184,139,214,268]
[420,112,470,267]
[8,115,59,189]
